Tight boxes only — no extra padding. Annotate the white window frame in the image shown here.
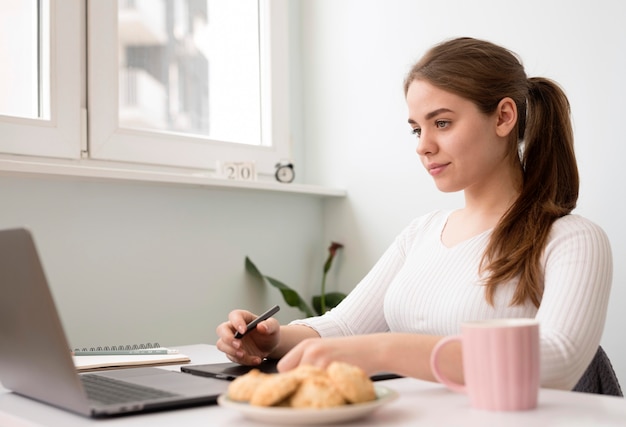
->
[87,0,290,177]
[0,0,82,160]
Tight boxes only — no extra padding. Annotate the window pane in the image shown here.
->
[0,0,50,120]
[118,0,262,146]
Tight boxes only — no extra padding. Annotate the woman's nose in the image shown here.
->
[416,131,435,156]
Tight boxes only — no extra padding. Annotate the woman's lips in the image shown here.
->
[427,163,449,176]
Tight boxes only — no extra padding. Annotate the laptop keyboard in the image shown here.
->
[81,374,179,405]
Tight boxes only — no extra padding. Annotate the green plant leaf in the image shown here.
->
[244,251,347,319]
[265,276,314,317]
[246,257,314,316]
[312,292,347,315]
[245,257,264,280]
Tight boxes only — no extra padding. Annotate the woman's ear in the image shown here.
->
[495,97,518,138]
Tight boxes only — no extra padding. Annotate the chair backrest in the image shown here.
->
[572,346,623,397]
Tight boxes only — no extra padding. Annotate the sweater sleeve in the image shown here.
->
[289,237,404,336]
[535,215,613,390]
[288,215,429,336]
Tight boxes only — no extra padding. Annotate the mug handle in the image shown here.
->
[430,335,466,393]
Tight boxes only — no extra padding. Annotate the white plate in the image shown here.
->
[217,385,398,425]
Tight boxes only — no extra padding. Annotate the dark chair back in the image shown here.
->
[572,346,623,396]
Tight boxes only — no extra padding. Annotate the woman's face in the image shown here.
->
[406,79,511,194]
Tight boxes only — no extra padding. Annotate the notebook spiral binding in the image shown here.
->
[73,342,162,352]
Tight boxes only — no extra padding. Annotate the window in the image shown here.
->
[89,0,290,176]
[0,0,49,121]
[0,0,290,178]
[0,0,81,159]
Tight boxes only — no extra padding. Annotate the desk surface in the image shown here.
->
[1,344,625,427]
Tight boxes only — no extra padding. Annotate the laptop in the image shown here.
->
[0,227,229,418]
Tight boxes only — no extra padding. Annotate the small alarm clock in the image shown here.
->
[275,162,295,183]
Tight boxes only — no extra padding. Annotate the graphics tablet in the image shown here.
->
[181,360,402,381]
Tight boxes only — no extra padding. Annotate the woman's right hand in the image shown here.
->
[215,309,281,366]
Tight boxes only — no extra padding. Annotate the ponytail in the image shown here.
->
[524,78,578,213]
[482,77,579,307]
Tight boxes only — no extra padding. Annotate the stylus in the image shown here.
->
[234,304,280,339]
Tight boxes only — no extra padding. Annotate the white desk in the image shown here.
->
[1,344,624,426]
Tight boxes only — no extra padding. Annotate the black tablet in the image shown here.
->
[180,359,402,382]
[180,360,278,380]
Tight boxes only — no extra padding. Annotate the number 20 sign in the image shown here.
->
[217,162,257,181]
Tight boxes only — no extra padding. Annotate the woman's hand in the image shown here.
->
[276,335,384,375]
[215,309,281,366]
[275,332,460,383]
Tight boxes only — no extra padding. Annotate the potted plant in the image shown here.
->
[245,242,346,317]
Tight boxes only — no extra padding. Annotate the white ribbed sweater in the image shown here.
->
[293,210,613,390]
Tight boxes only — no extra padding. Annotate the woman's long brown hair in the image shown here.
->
[404,37,579,307]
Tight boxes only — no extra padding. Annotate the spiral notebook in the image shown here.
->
[72,343,191,372]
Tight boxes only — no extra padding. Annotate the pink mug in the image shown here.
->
[430,318,540,411]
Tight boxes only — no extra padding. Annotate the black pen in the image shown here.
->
[234,305,280,339]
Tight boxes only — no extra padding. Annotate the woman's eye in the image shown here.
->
[411,128,421,138]
[435,120,450,129]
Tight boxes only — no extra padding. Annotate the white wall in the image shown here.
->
[299,0,626,385]
[0,174,328,348]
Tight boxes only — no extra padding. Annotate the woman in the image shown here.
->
[216,37,613,390]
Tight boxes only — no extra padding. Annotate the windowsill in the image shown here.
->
[0,156,346,198]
